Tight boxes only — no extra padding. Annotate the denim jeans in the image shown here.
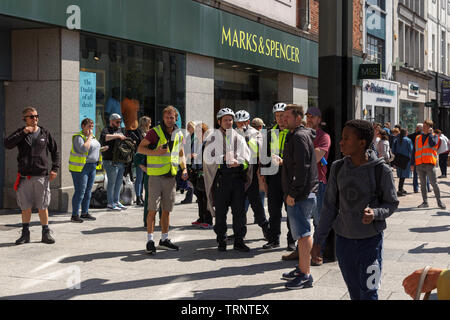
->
[244,192,265,215]
[103,160,125,205]
[71,163,97,216]
[286,197,316,240]
[313,182,327,228]
[134,165,145,197]
[413,165,430,192]
[336,233,383,300]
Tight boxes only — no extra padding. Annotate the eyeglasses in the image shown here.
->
[25,115,39,119]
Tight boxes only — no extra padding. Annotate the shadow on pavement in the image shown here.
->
[0,260,291,300]
[408,243,450,255]
[409,225,450,233]
[432,211,450,217]
[4,220,72,228]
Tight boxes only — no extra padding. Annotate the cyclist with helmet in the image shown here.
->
[203,108,252,252]
[260,103,296,250]
[235,109,270,241]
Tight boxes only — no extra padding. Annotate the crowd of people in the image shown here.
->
[3,103,449,300]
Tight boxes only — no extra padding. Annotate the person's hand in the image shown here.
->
[119,134,126,140]
[154,145,169,155]
[286,195,295,207]
[402,268,443,299]
[362,207,374,224]
[191,153,198,160]
[23,126,34,134]
[428,128,433,134]
[49,171,58,182]
[311,243,321,262]
[272,154,282,166]
[181,169,189,181]
[228,159,240,168]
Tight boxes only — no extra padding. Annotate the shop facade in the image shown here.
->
[361,79,399,125]
[0,0,361,211]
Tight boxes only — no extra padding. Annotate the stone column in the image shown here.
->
[277,72,308,107]
[3,28,79,212]
[185,53,214,129]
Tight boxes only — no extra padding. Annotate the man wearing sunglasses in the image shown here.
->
[4,107,60,245]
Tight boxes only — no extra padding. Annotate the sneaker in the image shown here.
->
[107,204,121,211]
[287,243,296,252]
[218,241,227,252]
[191,220,202,226]
[282,250,299,261]
[158,239,179,251]
[200,223,213,229]
[41,228,55,244]
[80,213,96,221]
[418,202,429,208]
[71,215,84,223]
[145,240,156,255]
[285,273,313,290]
[282,266,301,280]
[263,240,280,249]
[116,202,127,210]
[437,202,446,210]
[234,242,250,252]
[15,229,30,245]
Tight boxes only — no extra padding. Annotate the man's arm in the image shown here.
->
[4,128,27,149]
[47,131,60,181]
[314,148,326,164]
[287,135,310,199]
[372,165,399,221]
[137,138,168,156]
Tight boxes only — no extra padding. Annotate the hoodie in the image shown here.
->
[313,150,399,245]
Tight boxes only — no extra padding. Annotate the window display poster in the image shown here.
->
[79,71,97,134]
[442,80,450,107]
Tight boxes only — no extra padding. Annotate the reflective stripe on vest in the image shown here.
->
[69,132,102,172]
[270,124,289,158]
[146,125,182,176]
[415,135,439,166]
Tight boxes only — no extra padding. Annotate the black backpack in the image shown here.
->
[89,186,108,208]
[112,138,136,164]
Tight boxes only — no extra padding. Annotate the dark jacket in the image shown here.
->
[100,125,125,161]
[4,126,60,176]
[282,125,319,201]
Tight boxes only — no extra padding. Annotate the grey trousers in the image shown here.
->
[416,164,441,203]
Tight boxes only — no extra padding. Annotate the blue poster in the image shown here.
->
[79,71,97,134]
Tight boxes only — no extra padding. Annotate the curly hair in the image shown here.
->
[345,119,374,150]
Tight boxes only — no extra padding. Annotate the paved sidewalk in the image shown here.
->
[0,176,448,300]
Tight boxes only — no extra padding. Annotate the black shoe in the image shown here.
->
[418,202,429,208]
[135,197,143,206]
[80,213,96,221]
[71,215,84,223]
[218,241,227,252]
[180,198,192,205]
[438,202,446,210]
[41,228,55,244]
[287,243,296,252]
[262,240,280,249]
[234,242,250,252]
[401,190,408,195]
[397,191,405,197]
[145,240,156,255]
[158,239,179,251]
[180,189,185,194]
[226,234,235,242]
[15,229,30,245]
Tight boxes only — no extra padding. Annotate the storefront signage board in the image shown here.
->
[442,80,450,107]
[79,71,97,134]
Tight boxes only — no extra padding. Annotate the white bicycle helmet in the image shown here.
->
[272,103,286,114]
[216,108,235,119]
[235,110,250,122]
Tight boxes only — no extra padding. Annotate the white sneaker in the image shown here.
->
[115,202,127,210]
[107,204,121,211]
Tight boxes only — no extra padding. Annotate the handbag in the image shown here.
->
[414,265,432,300]
[392,153,410,169]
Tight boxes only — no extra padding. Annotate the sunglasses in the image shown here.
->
[25,115,39,119]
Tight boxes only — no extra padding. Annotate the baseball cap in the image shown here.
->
[306,107,322,117]
[109,113,122,121]
[251,118,265,127]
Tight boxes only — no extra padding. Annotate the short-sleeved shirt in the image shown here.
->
[73,135,101,163]
[314,128,331,184]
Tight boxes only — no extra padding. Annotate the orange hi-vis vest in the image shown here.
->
[415,134,440,166]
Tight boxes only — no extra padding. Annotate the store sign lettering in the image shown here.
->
[66,5,81,30]
[221,26,300,64]
[364,82,396,96]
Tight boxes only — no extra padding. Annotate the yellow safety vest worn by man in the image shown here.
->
[69,132,102,172]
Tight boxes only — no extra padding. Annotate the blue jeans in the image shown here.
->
[134,165,145,197]
[336,233,383,300]
[71,163,97,216]
[286,197,316,240]
[413,165,430,192]
[313,182,327,228]
[103,160,125,205]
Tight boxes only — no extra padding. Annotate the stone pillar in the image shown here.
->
[3,28,79,212]
[277,72,308,107]
[185,53,214,129]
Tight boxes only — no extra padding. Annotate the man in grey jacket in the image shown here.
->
[311,119,399,300]
[280,104,319,290]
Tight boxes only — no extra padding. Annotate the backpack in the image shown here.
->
[90,186,108,208]
[112,138,136,164]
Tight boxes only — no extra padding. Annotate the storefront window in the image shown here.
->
[80,34,185,134]
[308,78,318,109]
[374,106,394,125]
[399,101,419,134]
[214,60,278,127]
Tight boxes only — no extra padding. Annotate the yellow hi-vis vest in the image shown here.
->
[69,132,103,172]
[248,136,259,164]
[146,125,182,176]
[270,124,289,158]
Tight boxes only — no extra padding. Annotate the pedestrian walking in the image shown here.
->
[311,119,399,300]
[392,128,413,197]
[235,110,270,241]
[279,105,318,290]
[203,108,252,252]
[414,120,446,209]
[408,123,430,193]
[4,107,60,245]
[180,121,196,205]
[434,129,449,179]
[69,118,103,222]
[138,105,187,254]
[376,129,391,163]
[100,113,128,211]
